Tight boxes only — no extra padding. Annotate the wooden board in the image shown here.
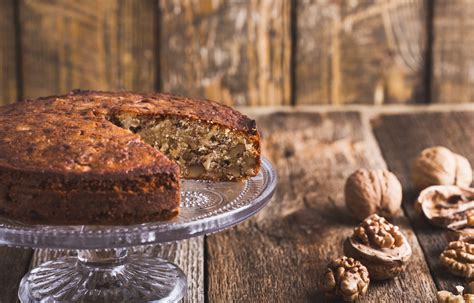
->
[372,111,474,291]
[206,111,437,301]
[159,0,291,106]
[19,0,157,99]
[0,247,32,302]
[296,0,427,105]
[431,1,474,103]
[30,237,204,303]
[0,0,19,104]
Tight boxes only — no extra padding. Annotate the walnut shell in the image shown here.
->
[416,185,474,236]
[322,256,370,302]
[440,240,474,278]
[412,146,472,190]
[345,169,402,220]
[343,214,412,280]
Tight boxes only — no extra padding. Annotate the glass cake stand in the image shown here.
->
[0,157,276,303]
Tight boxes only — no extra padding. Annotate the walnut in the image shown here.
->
[322,256,370,301]
[412,146,472,190]
[437,286,474,303]
[440,240,474,278]
[345,169,402,220]
[416,186,474,235]
[344,214,412,280]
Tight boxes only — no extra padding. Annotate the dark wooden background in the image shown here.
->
[1,0,474,106]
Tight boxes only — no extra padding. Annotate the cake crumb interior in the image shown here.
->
[115,114,259,181]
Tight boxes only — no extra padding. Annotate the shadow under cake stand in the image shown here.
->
[0,157,276,303]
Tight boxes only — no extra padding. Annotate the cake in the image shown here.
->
[0,90,260,225]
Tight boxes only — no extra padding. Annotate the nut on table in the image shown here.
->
[412,146,472,190]
[322,256,370,302]
[416,185,474,237]
[344,169,402,220]
[440,240,474,278]
[344,214,412,280]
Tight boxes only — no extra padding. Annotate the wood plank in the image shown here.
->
[140,239,204,303]
[30,237,204,303]
[0,247,33,302]
[206,112,437,302]
[159,0,291,106]
[19,0,157,99]
[0,0,19,104]
[296,0,427,105]
[431,1,474,103]
[372,111,474,291]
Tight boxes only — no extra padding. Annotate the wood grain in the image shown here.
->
[0,0,19,104]
[206,111,437,302]
[372,111,474,292]
[0,247,32,302]
[30,237,204,303]
[431,1,474,103]
[296,0,427,105]
[19,0,157,99]
[159,0,291,106]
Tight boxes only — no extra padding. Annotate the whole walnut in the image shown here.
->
[322,256,370,301]
[345,169,402,220]
[412,146,472,190]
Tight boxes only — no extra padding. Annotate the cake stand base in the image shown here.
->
[18,248,187,303]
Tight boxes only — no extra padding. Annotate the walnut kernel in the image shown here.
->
[412,146,472,190]
[440,240,474,278]
[344,214,412,280]
[322,256,369,301]
[437,285,474,303]
[353,214,404,249]
[345,169,402,220]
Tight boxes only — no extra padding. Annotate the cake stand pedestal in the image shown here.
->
[0,158,276,303]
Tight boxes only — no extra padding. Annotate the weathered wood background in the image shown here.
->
[1,0,473,105]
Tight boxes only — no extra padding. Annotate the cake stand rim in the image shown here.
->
[0,156,277,249]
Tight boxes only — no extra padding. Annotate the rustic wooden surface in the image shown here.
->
[207,111,436,302]
[373,111,474,292]
[0,0,19,104]
[0,247,32,303]
[2,107,474,302]
[160,0,291,106]
[296,0,427,105]
[4,1,474,104]
[19,0,157,99]
[431,0,474,103]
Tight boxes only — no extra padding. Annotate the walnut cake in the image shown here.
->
[0,90,260,225]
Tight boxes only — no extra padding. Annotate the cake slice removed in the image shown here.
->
[115,113,260,181]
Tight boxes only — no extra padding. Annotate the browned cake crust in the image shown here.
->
[0,90,260,225]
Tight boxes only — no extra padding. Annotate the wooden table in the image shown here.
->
[2,105,474,302]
